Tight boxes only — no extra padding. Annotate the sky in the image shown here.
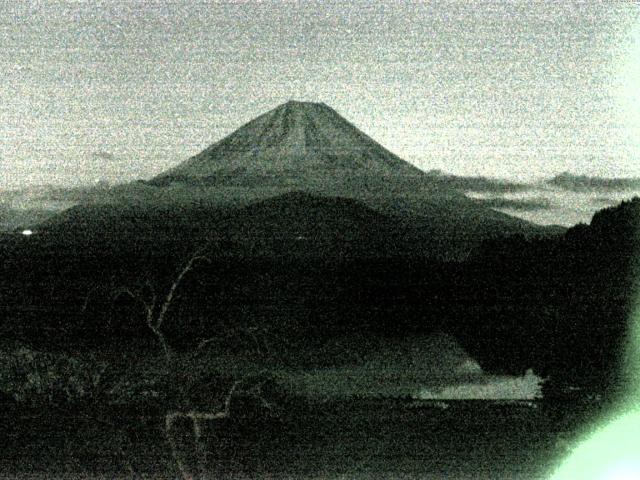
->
[1,0,640,189]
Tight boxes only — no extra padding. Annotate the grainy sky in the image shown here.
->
[1,0,639,189]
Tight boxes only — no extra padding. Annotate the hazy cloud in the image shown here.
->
[474,197,551,211]
[0,183,111,213]
[0,206,61,231]
[591,196,621,206]
[426,170,533,194]
[0,182,117,231]
[546,173,640,192]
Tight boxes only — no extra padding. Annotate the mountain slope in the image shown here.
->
[143,101,455,217]
[31,101,557,260]
[152,101,423,184]
[30,191,438,259]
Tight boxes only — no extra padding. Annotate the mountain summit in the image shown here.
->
[151,100,424,187]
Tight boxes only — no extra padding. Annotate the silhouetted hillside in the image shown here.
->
[26,191,432,260]
[458,197,640,397]
[2,197,636,400]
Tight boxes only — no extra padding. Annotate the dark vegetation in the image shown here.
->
[2,100,638,477]
[2,198,638,391]
[1,197,636,477]
[0,194,640,478]
[2,397,584,479]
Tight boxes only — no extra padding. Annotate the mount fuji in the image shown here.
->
[33,101,557,259]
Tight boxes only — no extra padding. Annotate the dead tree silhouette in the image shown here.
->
[111,248,279,479]
[114,251,210,366]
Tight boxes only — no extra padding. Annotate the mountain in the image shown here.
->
[147,101,558,255]
[150,100,423,186]
[143,102,539,226]
[28,101,557,260]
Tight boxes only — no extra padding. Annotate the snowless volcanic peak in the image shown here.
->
[154,100,424,182]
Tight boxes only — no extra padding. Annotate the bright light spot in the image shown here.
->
[603,461,640,480]
[21,229,33,236]
[550,410,640,479]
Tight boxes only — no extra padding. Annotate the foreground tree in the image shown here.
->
[112,248,281,479]
[114,250,210,365]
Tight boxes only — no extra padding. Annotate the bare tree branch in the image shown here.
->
[81,285,101,313]
[163,376,276,480]
[114,251,209,366]
[196,337,217,351]
[156,254,209,331]
[197,325,276,358]
[113,286,147,309]
[81,276,117,313]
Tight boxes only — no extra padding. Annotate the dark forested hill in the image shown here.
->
[454,197,640,396]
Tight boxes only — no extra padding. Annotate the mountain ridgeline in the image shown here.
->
[28,101,554,261]
[151,100,423,185]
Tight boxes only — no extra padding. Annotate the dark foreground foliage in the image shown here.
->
[2,200,639,401]
[1,198,638,478]
[1,396,598,479]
